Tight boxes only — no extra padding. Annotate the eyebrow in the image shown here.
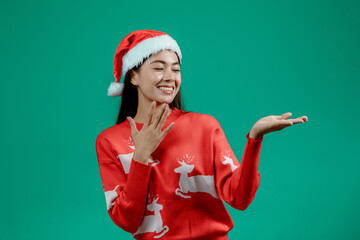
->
[150,60,180,66]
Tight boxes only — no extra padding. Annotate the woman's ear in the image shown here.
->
[130,70,139,86]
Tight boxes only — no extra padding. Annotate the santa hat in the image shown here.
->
[108,29,182,96]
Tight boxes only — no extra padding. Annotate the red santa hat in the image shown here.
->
[108,29,182,96]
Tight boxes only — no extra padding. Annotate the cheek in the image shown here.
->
[143,74,161,87]
[150,73,163,82]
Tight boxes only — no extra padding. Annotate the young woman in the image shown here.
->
[95,30,308,240]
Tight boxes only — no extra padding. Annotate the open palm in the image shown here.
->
[251,112,308,138]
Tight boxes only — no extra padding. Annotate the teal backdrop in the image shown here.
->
[1,0,359,239]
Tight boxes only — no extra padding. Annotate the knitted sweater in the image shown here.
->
[95,107,264,239]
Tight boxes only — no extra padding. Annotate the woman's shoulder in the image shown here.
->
[96,122,127,142]
[178,109,221,129]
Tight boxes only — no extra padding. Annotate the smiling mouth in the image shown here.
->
[157,86,174,94]
[157,86,175,89]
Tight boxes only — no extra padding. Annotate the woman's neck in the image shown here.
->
[133,102,172,124]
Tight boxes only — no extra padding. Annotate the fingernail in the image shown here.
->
[127,117,130,122]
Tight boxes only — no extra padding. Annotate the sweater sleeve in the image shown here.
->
[95,134,152,233]
[213,126,264,211]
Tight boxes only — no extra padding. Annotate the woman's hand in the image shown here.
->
[127,101,175,164]
[249,112,308,139]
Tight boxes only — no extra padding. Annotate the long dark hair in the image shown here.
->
[116,52,187,125]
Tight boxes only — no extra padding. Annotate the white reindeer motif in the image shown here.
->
[221,149,239,172]
[117,137,159,174]
[174,154,219,199]
[132,195,169,238]
[104,185,120,210]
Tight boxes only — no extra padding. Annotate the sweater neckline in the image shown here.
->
[124,107,182,128]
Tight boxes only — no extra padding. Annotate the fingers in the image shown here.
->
[145,101,156,127]
[152,103,166,129]
[160,122,175,138]
[278,115,308,130]
[292,117,308,124]
[277,113,309,122]
[277,112,292,120]
[278,120,294,127]
[127,117,139,136]
[289,116,309,124]
[155,104,168,132]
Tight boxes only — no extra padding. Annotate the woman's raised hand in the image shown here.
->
[249,112,309,139]
[127,101,175,165]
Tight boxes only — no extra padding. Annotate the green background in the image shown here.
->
[1,0,359,239]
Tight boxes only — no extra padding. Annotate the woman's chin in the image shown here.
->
[154,98,174,105]
[147,91,176,104]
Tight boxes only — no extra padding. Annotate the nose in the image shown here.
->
[163,67,176,81]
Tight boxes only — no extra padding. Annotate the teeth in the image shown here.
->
[159,87,173,91]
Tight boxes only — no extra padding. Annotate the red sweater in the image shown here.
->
[95,107,264,239]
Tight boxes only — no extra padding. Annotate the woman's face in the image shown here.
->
[130,49,181,105]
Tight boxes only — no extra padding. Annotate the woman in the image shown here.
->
[95,29,308,239]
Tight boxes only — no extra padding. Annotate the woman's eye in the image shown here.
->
[154,68,180,72]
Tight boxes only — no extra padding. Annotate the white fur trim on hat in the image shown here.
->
[107,82,124,96]
[121,34,182,78]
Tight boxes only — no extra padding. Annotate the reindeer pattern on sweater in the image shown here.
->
[96,107,264,239]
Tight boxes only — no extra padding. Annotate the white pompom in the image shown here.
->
[107,82,124,96]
